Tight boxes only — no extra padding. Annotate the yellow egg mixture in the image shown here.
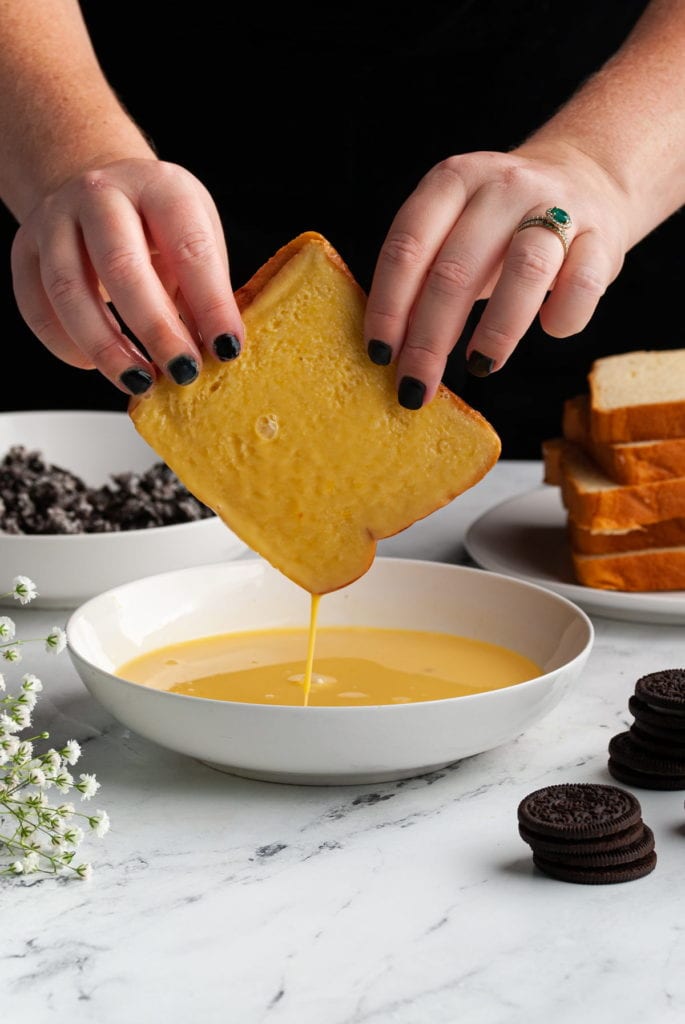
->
[117,594,542,707]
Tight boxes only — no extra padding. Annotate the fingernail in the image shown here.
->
[120,367,154,395]
[167,354,199,386]
[368,339,393,365]
[467,350,495,378]
[398,376,426,410]
[213,333,241,361]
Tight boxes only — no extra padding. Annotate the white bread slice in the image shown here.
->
[568,516,685,555]
[556,442,685,531]
[572,546,685,592]
[562,393,685,484]
[541,437,566,485]
[588,349,685,442]
[130,231,501,595]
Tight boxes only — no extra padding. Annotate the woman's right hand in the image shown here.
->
[11,157,244,396]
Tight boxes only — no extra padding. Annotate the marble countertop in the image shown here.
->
[2,461,684,1024]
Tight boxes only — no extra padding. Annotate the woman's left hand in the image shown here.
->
[363,143,632,409]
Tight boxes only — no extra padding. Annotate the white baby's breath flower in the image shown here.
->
[53,769,74,793]
[62,740,81,766]
[63,826,84,846]
[0,617,15,640]
[3,736,20,757]
[15,740,33,762]
[22,851,40,873]
[20,691,37,712]
[21,673,42,692]
[89,810,111,837]
[12,576,37,605]
[42,749,62,772]
[45,627,67,655]
[0,712,19,734]
[12,705,31,729]
[1,578,109,881]
[76,773,100,800]
[28,767,47,787]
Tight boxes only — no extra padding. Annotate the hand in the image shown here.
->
[363,145,632,409]
[10,158,244,395]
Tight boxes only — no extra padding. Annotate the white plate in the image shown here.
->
[0,410,249,607]
[464,486,685,625]
[66,557,593,786]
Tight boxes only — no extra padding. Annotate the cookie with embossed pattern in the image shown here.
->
[517,782,643,840]
[634,669,685,712]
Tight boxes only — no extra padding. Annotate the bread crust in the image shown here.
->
[572,548,685,592]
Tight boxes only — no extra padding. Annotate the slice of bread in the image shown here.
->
[130,231,501,594]
[556,442,685,531]
[572,546,685,592]
[588,349,685,443]
[568,516,685,555]
[562,394,685,484]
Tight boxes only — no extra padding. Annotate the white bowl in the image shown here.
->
[0,410,248,608]
[66,557,594,785]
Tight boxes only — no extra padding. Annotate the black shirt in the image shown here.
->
[4,0,681,456]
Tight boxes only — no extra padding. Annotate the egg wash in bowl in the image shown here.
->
[67,559,594,784]
[115,611,543,708]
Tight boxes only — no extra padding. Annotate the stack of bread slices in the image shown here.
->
[543,348,685,592]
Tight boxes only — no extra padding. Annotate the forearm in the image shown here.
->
[520,0,685,246]
[0,0,156,222]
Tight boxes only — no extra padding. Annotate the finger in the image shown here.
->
[364,161,470,367]
[140,174,244,363]
[466,216,570,375]
[539,231,615,337]
[11,233,95,370]
[31,219,158,394]
[394,187,529,406]
[79,188,204,386]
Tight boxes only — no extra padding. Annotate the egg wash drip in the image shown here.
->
[116,593,543,707]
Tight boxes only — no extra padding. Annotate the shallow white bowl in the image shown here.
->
[0,410,248,608]
[66,557,594,785]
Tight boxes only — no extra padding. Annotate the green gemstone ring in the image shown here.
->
[514,206,572,258]
[546,207,572,228]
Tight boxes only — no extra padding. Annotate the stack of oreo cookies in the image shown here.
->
[517,782,656,884]
[608,669,685,790]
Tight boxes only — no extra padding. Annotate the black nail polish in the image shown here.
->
[120,367,154,395]
[368,339,393,366]
[467,351,495,378]
[213,333,241,361]
[167,354,199,386]
[398,376,426,410]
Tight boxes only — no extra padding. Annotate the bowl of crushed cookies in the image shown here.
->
[0,410,249,608]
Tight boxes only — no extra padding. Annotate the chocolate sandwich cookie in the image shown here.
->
[532,850,657,885]
[518,782,656,885]
[608,759,685,791]
[628,697,685,736]
[517,782,643,840]
[517,818,645,857]
[634,669,685,712]
[532,825,655,869]
[628,723,685,760]
[608,731,685,790]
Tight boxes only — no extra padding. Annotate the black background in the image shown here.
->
[2,0,682,456]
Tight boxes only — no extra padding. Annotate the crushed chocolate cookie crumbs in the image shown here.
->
[0,445,215,534]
